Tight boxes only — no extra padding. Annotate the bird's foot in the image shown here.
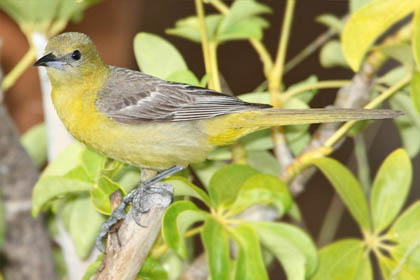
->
[95,182,176,252]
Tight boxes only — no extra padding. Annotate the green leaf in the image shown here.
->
[411,70,420,116]
[219,0,271,34]
[80,147,106,182]
[238,91,270,105]
[250,222,318,279]
[288,132,311,157]
[316,14,343,33]
[166,70,200,86]
[311,239,372,280]
[413,7,420,71]
[342,0,419,71]
[230,174,292,217]
[286,75,319,104]
[390,92,420,157]
[217,17,269,42]
[240,128,273,151]
[350,0,372,13]
[380,43,414,67]
[231,224,268,280]
[371,149,412,233]
[384,202,420,279]
[164,176,211,206]
[247,150,282,176]
[69,196,106,259]
[166,15,223,43]
[208,164,259,208]
[82,253,103,280]
[320,40,348,68]
[138,257,169,280]
[39,142,84,177]
[191,160,226,188]
[162,201,207,258]
[20,123,47,168]
[134,33,187,79]
[32,176,91,217]
[201,216,231,280]
[113,165,141,193]
[377,66,409,86]
[313,157,371,231]
[91,176,126,215]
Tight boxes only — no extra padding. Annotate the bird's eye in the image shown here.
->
[71,50,81,60]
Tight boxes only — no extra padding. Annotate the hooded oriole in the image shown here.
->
[34,32,401,247]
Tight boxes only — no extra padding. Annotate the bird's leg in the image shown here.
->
[96,165,184,252]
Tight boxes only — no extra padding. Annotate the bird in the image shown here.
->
[34,32,402,249]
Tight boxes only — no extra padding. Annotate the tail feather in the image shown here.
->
[239,108,403,127]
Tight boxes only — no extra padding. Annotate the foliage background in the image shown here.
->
[1,0,420,279]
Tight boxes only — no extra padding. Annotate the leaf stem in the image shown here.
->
[1,47,36,91]
[354,134,371,196]
[270,0,296,93]
[195,0,214,89]
[209,41,221,92]
[281,80,351,102]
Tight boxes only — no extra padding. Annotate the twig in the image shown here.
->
[92,183,173,280]
[1,47,36,91]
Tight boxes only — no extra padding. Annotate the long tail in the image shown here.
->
[206,108,403,145]
[238,108,403,127]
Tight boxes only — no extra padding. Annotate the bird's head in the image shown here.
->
[34,32,108,86]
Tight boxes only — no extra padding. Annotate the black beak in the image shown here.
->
[34,53,57,67]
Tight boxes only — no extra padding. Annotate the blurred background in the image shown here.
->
[1,0,418,273]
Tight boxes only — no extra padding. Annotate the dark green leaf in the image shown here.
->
[230,174,292,217]
[231,224,268,280]
[138,257,169,280]
[312,239,372,280]
[202,216,231,280]
[162,201,207,258]
[134,33,187,79]
[250,222,318,279]
[208,164,259,208]
[164,176,211,206]
[371,149,412,233]
[20,123,47,168]
[313,157,371,231]
[69,196,106,259]
[342,0,418,71]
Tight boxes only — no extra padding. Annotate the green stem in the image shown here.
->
[2,47,36,91]
[195,0,214,90]
[354,134,371,196]
[270,0,296,92]
[317,194,345,247]
[209,41,221,92]
[281,80,351,102]
[324,73,411,148]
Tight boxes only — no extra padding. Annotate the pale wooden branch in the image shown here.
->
[93,182,173,280]
[0,38,58,280]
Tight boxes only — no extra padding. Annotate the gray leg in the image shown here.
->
[95,165,184,252]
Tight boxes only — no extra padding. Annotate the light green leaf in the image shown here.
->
[69,196,106,259]
[166,15,223,43]
[91,176,126,215]
[208,164,259,208]
[247,150,281,176]
[162,201,207,258]
[413,7,420,71]
[350,0,372,13]
[191,160,225,188]
[316,14,343,33]
[138,257,169,280]
[80,147,106,182]
[202,216,231,280]
[312,239,372,280]
[113,165,141,193]
[219,0,271,34]
[380,43,414,67]
[164,176,211,206]
[32,176,91,217]
[82,253,103,280]
[39,142,84,177]
[377,66,409,86]
[371,149,412,233]
[384,202,420,279]
[217,17,268,42]
[320,40,348,68]
[251,222,318,279]
[390,92,420,157]
[231,224,268,280]
[238,91,270,104]
[20,123,47,168]
[230,174,292,217]
[342,0,418,71]
[166,70,200,86]
[134,33,187,79]
[288,132,311,157]
[286,75,319,104]
[313,157,371,231]
[411,70,420,116]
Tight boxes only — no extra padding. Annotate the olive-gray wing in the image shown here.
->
[95,66,270,123]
